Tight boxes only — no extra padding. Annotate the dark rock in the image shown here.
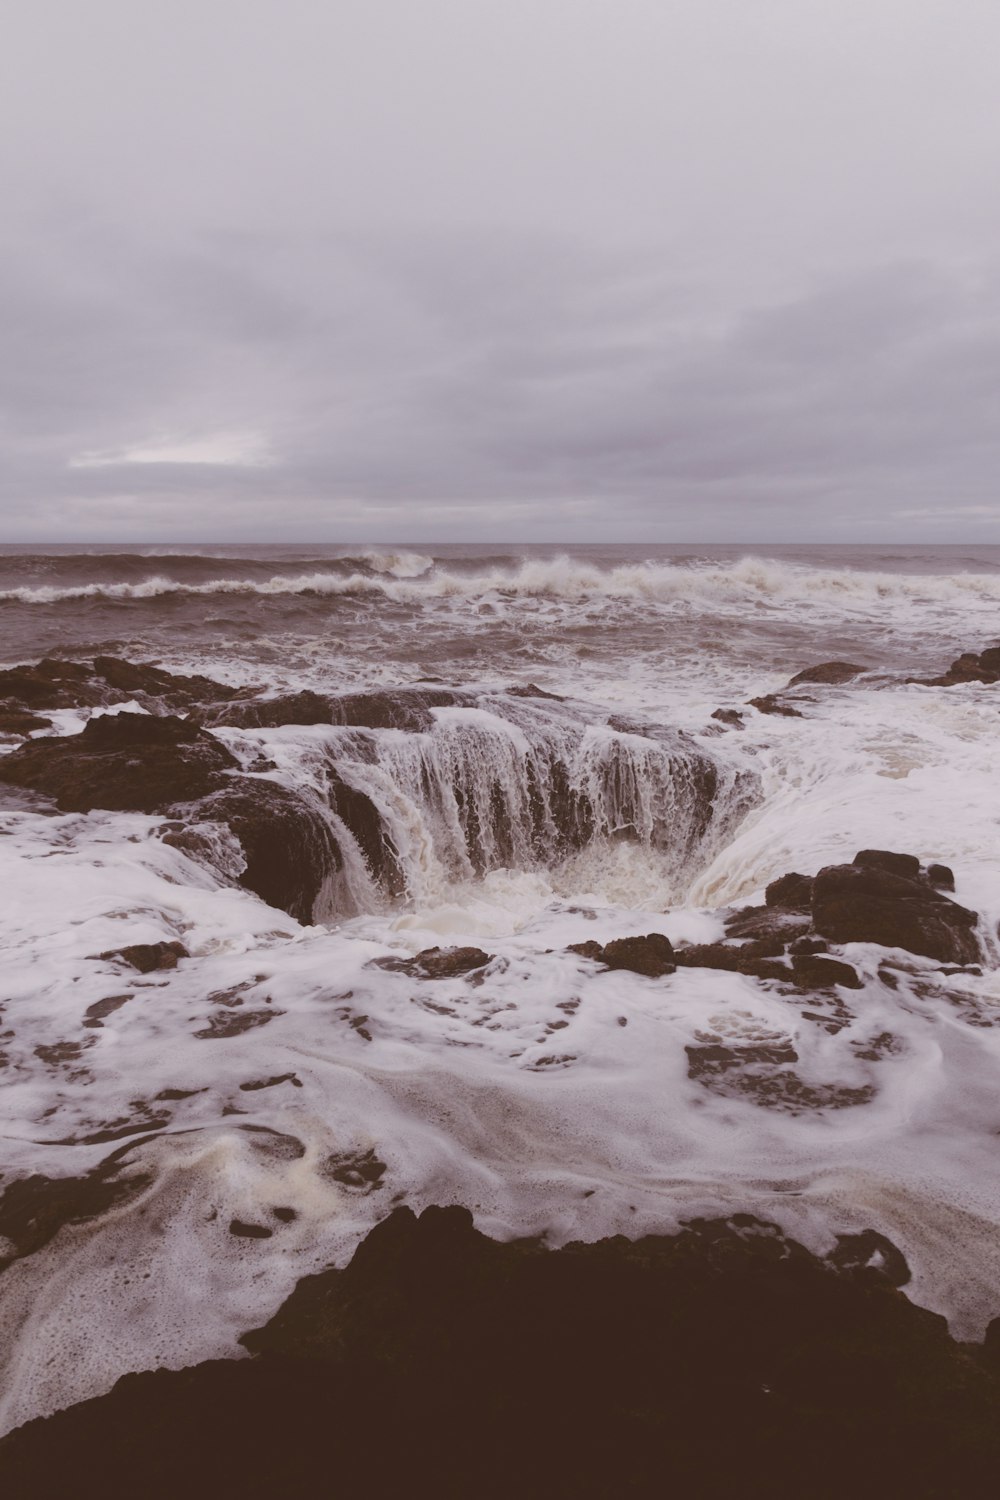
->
[789,936,828,955]
[566,939,606,961]
[198,686,473,733]
[765,871,814,910]
[787,662,866,687]
[3,1205,1000,1499]
[83,994,132,1028]
[0,713,238,813]
[827,1230,911,1286]
[710,708,744,727]
[917,646,1000,687]
[791,954,863,990]
[0,709,51,736]
[738,957,794,982]
[812,862,980,965]
[927,863,956,891]
[0,1155,152,1271]
[179,780,344,923]
[725,906,811,944]
[673,943,743,972]
[747,694,804,718]
[328,771,405,896]
[229,1221,273,1240]
[853,849,921,880]
[239,1074,302,1092]
[99,942,188,974]
[193,1010,281,1040]
[506,683,564,701]
[91,657,238,708]
[321,1148,387,1192]
[601,933,675,977]
[371,946,493,979]
[0,658,98,710]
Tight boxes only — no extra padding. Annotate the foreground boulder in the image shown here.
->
[2,1204,999,1499]
[812,859,980,965]
[169,782,344,924]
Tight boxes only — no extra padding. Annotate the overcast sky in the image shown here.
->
[2,0,999,541]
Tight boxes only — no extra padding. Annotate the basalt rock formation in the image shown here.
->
[918,645,1000,687]
[1,1204,998,1499]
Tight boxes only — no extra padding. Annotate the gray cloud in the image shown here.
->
[2,1,1000,539]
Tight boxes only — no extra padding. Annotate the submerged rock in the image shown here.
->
[747,693,804,718]
[370,946,493,979]
[786,661,866,686]
[3,1204,999,1498]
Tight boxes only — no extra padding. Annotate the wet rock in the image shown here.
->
[181,780,344,923]
[239,1073,302,1092]
[0,656,238,717]
[811,862,980,965]
[506,683,564,701]
[198,685,473,732]
[372,946,493,979]
[765,871,814,910]
[791,954,863,990]
[0,657,99,710]
[229,1221,273,1240]
[673,943,743,972]
[927,863,956,891]
[827,1230,910,1286]
[725,906,811,944]
[321,1147,387,1192]
[328,771,405,896]
[83,994,133,1028]
[193,1009,281,1040]
[853,849,921,880]
[4,1205,1000,1499]
[788,936,828,955]
[90,657,238,709]
[738,957,794,982]
[710,708,744,727]
[601,933,675,977]
[921,645,1000,687]
[0,709,52,737]
[566,939,606,962]
[786,662,866,687]
[747,694,804,718]
[0,713,238,813]
[0,1156,152,1271]
[99,941,188,974]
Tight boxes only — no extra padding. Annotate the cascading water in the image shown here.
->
[236,689,761,921]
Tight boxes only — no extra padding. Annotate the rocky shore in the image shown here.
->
[1,1204,999,1498]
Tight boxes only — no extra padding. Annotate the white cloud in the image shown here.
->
[69,430,273,469]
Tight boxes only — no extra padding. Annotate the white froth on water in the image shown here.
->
[1,550,1000,1433]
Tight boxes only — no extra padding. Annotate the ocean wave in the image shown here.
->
[4,554,1000,612]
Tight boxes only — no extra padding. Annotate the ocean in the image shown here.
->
[1,541,999,1433]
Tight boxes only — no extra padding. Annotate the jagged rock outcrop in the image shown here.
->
[2,1204,999,1499]
[786,661,867,687]
[811,859,980,965]
[0,714,239,812]
[195,685,474,732]
[0,656,240,723]
[919,645,1000,687]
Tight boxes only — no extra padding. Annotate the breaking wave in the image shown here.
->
[5,554,1000,613]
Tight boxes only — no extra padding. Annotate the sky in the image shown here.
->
[2,0,999,541]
